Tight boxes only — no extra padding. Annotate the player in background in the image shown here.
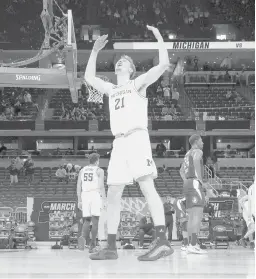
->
[84,25,174,261]
[177,163,189,251]
[77,153,106,253]
[180,134,207,254]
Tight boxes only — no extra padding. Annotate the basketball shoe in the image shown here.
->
[89,246,118,260]
[181,245,187,251]
[187,244,207,254]
[137,237,174,261]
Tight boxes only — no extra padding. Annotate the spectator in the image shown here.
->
[24,91,32,103]
[163,86,171,100]
[65,148,73,155]
[56,165,67,183]
[0,143,7,157]
[15,156,24,176]
[24,155,35,185]
[7,159,18,185]
[203,199,214,218]
[156,141,166,157]
[169,103,177,117]
[139,212,156,249]
[161,105,169,116]
[179,146,186,156]
[171,87,179,107]
[163,196,175,244]
[225,144,232,158]
[225,90,233,100]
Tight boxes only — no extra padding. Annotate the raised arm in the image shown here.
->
[84,35,113,95]
[134,25,170,93]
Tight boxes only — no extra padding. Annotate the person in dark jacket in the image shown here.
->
[164,196,175,244]
[139,212,156,248]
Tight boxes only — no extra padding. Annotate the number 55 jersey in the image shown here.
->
[80,165,102,217]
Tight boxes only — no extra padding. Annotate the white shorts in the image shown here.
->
[81,191,102,217]
[107,130,157,185]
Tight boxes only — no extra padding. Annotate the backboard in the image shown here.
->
[65,10,78,103]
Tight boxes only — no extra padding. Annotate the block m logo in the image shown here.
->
[147,159,153,166]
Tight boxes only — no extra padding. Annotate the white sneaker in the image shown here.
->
[138,246,144,249]
[187,244,207,254]
[181,245,187,251]
[244,222,255,239]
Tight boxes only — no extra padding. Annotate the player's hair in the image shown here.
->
[189,134,201,146]
[88,153,100,164]
[120,55,136,79]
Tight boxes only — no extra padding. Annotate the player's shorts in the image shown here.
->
[107,129,157,185]
[81,191,102,217]
[183,179,205,209]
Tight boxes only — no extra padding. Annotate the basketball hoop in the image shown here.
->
[84,75,110,104]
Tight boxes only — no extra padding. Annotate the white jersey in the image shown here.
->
[108,80,148,135]
[80,165,100,193]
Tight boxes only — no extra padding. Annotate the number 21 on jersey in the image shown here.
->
[84,172,93,181]
[115,97,125,110]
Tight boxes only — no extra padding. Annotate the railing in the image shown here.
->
[204,165,222,190]
[230,181,248,194]
[14,207,27,224]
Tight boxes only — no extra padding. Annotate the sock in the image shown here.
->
[191,233,197,246]
[91,221,99,247]
[107,234,117,250]
[184,237,189,246]
[188,235,192,245]
[82,221,91,244]
[155,226,166,240]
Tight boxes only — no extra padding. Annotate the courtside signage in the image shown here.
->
[114,41,255,50]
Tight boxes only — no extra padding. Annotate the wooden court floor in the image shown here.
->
[0,243,254,279]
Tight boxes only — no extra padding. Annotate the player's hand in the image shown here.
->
[93,35,108,52]
[78,202,82,210]
[146,25,163,41]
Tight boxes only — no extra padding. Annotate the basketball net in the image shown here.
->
[84,75,110,104]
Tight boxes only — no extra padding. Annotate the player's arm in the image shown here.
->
[134,25,170,94]
[84,35,113,96]
[76,170,83,207]
[179,163,186,182]
[192,150,203,185]
[97,168,106,201]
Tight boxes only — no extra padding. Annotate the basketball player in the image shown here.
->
[245,179,255,238]
[173,196,188,251]
[178,163,189,251]
[77,153,106,253]
[84,25,174,261]
[180,134,207,254]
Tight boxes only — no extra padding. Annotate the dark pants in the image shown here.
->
[165,216,173,241]
[139,228,156,246]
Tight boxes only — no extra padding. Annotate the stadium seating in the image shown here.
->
[0,88,42,120]
[186,87,253,119]
[0,165,254,209]
[49,89,107,120]
[218,166,254,187]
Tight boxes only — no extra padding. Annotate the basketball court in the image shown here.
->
[0,244,254,278]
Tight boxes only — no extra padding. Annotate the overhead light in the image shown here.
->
[168,34,176,39]
[216,34,226,40]
[217,139,221,143]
